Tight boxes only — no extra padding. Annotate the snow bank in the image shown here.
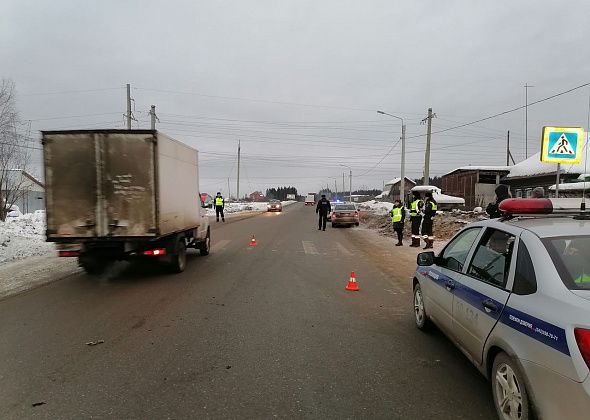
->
[506,143,589,179]
[549,181,590,191]
[357,200,394,215]
[0,213,54,264]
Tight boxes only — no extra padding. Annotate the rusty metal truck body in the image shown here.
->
[42,129,210,273]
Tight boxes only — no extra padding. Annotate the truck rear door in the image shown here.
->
[44,133,98,238]
[44,131,158,239]
[102,132,157,237]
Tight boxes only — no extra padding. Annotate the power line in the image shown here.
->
[20,87,122,97]
[406,81,590,139]
[26,112,121,121]
[135,87,380,113]
[356,138,402,177]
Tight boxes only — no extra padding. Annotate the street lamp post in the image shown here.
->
[339,164,352,202]
[377,110,406,204]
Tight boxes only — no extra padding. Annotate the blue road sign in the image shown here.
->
[541,127,584,164]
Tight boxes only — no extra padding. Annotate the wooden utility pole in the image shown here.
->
[506,130,510,166]
[524,83,534,158]
[126,84,132,129]
[422,108,435,185]
[236,140,241,201]
[149,105,159,130]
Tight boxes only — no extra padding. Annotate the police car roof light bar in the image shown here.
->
[500,198,590,216]
[499,198,553,215]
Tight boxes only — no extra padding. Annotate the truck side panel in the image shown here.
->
[44,133,98,238]
[102,132,157,237]
[156,133,201,236]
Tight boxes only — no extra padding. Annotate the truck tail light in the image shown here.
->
[574,328,590,369]
[143,248,166,256]
[58,251,80,257]
[331,212,336,219]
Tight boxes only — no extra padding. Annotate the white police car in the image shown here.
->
[413,198,590,419]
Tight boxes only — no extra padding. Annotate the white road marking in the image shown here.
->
[335,242,352,256]
[302,241,319,255]
[212,239,230,252]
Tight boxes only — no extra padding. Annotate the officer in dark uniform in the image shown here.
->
[409,191,424,247]
[315,194,331,231]
[215,192,225,222]
[421,191,437,249]
[390,199,406,246]
[486,184,511,219]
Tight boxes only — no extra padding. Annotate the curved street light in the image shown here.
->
[377,110,406,203]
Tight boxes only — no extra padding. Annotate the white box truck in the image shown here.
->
[42,130,211,274]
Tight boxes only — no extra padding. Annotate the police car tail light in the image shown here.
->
[574,328,590,369]
[499,198,553,215]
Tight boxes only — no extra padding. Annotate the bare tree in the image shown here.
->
[0,79,30,221]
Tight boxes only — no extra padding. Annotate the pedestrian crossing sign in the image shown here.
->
[541,126,584,164]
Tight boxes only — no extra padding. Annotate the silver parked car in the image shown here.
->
[412,198,590,420]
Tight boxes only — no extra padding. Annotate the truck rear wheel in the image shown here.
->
[78,254,106,275]
[169,238,187,273]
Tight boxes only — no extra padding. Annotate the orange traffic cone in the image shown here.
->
[345,271,360,291]
[249,235,257,247]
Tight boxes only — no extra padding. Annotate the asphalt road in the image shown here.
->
[0,203,496,419]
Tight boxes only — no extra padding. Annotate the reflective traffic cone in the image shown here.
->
[345,271,360,291]
[249,235,257,247]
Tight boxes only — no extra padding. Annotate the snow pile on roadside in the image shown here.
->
[0,214,54,263]
[357,200,394,215]
[360,210,488,242]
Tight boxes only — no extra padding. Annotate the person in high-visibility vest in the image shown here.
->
[215,192,225,222]
[409,191,424,247]
[421,191,438,249]
[389,199,406,246]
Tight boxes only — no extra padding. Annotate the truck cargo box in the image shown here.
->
[43,130,201,240]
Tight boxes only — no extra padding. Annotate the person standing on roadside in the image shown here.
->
[409,191,424,247]
[390,199,406,246]
[532,186,545,198]
[215,192,225,222]
[421,192,438,249]
[486,184,511,219]
[316,194,331,231]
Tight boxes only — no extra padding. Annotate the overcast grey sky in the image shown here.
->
[2,0,589,196]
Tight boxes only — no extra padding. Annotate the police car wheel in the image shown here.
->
[492,352,531,420]
[413,283,429,330]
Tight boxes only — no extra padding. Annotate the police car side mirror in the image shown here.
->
[417,251,435,266]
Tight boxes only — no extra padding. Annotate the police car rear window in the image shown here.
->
[543,236,590,290]
[335,205,356,210]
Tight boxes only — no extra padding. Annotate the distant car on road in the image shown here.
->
[412,198,590,419]
[267,200,282,212]
[331,203,359,227]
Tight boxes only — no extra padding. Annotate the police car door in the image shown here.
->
[423,227,483,335]
[452,227,517,365]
